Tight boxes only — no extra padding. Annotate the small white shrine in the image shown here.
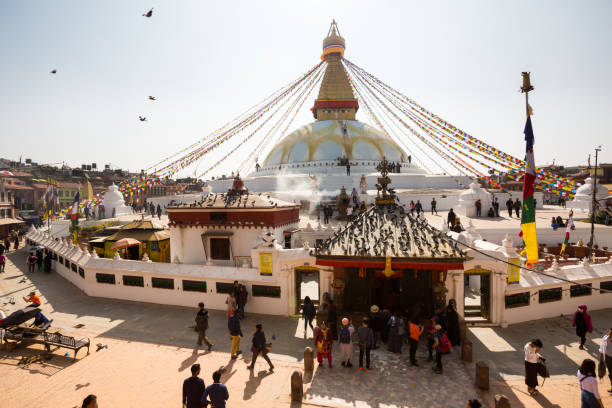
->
[101,183,133,217]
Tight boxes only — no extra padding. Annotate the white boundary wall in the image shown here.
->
[25,229,305,316]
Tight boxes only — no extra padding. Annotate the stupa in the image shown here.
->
[568,177,609,212]
[101,183,133,217]
[208,21,465,200]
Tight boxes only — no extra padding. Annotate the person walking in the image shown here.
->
[346,162,351,176]
[3,236,10,253]
[202,370,229,408]
[156,204,162,219]
[599,327,612,394]
[514,198,521,218]
[446,300,460,346]
[247,324,274,371]
[432,324,445,374]
[409,319,424,366]
[338,317,354,367]
[314,321,333,368]
[357,317,374,372]
[237,284,248,319]
[327,299,338,341]
[409,200,415,215]
[415,200,423,215]
[302,296,316,337]
[506,198,513,217]
[316,202,322,221]
[493,197,500,217]
[524,339,543,396]
[573,305,593,350]
[226,293,237,319]
[182,363,205,408]
[195,302,213,350]
[447,208,456,229]
[0,252,5,272]
[387,310,402,353]
[577,359,604,408]
[36,250,43,272]
[431,198,438,215]
[475,199,482,217]
[228,311,243,359]
[323,204,330,224]
[368,305,382,349]
[43,252,52,273]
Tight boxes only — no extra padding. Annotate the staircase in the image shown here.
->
[464,304,481,318]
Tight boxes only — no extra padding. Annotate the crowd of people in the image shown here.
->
[301,299,461,375]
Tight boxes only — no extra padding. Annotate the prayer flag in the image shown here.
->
[520,116,538,265]
[560,213,574,255]
[70,192,80,227]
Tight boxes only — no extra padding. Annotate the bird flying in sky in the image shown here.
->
[148,96,156,101]
[50,69,57,74]
[142,8,153,18]
[139,116,147,122]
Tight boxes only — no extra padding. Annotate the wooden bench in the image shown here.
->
[43,332,90,360]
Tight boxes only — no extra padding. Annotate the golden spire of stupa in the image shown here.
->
[311,20,359,121]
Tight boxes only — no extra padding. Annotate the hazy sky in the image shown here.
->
[1,1,610,179]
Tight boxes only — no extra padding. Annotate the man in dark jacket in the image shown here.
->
[506,198,513,217]
[248,324,274,371]
[43,253,52,273]
[196,302,213,350]
[228,312,243,359]
[202,370,229,408]
[447,208,456,229]
[182,363,205,408]
[514,198,521,218]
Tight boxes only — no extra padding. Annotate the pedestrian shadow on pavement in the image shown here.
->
[178,348,210,372]
[243,369,272,400]
[219,355,238,384]
[489,379,562,408]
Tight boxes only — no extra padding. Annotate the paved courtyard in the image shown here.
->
[1,245,611,407]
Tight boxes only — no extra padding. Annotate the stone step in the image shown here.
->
[464,310,482,317]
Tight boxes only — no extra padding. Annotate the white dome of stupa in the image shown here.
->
[101,183,133,217]
[568,177,609,213]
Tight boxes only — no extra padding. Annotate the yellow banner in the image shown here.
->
[259,253,272,276]
[508,258,520,284]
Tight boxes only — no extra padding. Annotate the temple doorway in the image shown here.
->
[343,268,434,318]
[464,267,491,321]
[294,266,320,314]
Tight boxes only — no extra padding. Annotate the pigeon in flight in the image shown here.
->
[148,96,156,101]
[142,8,153,17]
[139,116,147,122]
[50,69,57,74]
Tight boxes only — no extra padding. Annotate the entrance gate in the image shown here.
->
[295,266,320,314]
[464,267,491,320]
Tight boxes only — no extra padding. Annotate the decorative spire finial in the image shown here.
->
[375,157,396,206]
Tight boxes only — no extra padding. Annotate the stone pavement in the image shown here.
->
[468,310,612,407]
[2,246,612,407]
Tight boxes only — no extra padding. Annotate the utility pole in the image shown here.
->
[587,146,601,259]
